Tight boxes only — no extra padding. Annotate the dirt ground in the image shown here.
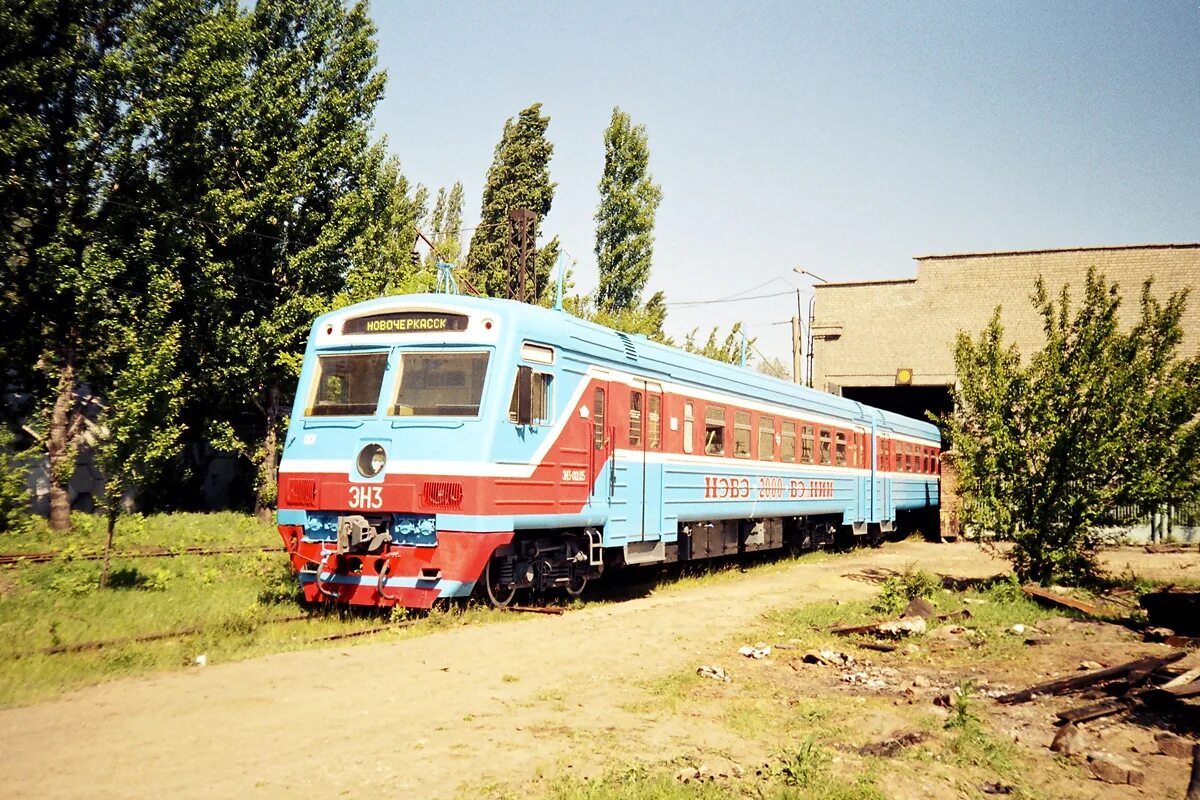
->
[0,541,1196,800]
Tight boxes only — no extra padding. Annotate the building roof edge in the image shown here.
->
[913,242,1200,261]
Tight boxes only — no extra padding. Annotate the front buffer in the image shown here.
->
[277,510,511,608]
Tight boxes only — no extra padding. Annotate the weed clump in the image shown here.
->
[872,565,940,614]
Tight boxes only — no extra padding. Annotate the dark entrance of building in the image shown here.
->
[841,385,953,424]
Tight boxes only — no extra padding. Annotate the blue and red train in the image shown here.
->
[276,293,940,608]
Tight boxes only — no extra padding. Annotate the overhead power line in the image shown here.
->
[666,289,805,307]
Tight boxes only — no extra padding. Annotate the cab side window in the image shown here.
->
[508,372,552,424]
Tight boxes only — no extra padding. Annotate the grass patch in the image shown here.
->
[0,512,524,707]
[489,760,886,800]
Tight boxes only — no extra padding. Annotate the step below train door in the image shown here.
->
[641,380,665,541]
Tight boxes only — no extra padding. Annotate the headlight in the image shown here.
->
[357,443,387,477]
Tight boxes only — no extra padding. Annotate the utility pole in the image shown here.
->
[791,289,803,384]
[507,209,537,302]
[791,316,802,384]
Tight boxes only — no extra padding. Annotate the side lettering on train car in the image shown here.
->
[702,476,835,500]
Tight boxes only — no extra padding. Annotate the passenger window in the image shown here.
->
[629,391,643,446]
[781,421,796,462]
[801,425,815,464]
[683,401,694,454]
[835,432,847,466]
[758,415,775,460]
[593,388,606,450]
[819,429,832,466]
[904,444,912,472]
[733,411,751,458]
[648,395,661,449]
[704,406,726,455]
[508,372,552,424]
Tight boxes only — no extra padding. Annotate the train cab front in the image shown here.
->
[274,296,523,608]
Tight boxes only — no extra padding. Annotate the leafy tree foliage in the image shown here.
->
[683,323,753,366]
[594,107,662,313]
[427,181,464,266]
[466,103,558,300]
[95,272,186,585]
[756,357,792,381]
[568,290,670,342]
[943,269,1200,583]
[0,0,177,530]
[1,0,399,526]
[0,427,32,535]
[343,147,429,301]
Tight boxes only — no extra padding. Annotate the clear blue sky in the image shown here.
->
[369,1,1200,366]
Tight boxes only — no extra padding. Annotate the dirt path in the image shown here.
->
[0,542,1012,799]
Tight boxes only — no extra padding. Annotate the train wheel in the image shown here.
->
[482,558,517,608]
[564,573,588,599]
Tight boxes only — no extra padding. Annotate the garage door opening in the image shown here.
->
[841,385,953,424]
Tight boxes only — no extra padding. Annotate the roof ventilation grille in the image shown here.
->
[616,333,638,362]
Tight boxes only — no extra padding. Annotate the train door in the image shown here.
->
[878,433,895,526]
[588,379,613,517]
[869,421,882,523]
[640,381,665,540]
[854,426,870,523]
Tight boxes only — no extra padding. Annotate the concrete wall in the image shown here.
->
[811,244,1200,393]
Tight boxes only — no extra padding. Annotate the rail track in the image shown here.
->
[0,544,280,566]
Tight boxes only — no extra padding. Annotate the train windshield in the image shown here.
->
[306,353,389,416]
[391,351,490,417]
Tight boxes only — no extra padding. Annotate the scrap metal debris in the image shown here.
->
[802,649,855,667]
[830,609,968,637]
[738,642,772,659]
[1021,585,1105,616]
[996,650,1186,705]
[858,730,929,757]
[697,664,731,683]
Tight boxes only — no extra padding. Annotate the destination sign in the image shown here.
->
[342,312,469,335]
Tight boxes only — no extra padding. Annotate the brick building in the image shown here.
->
[809,243,1200,420]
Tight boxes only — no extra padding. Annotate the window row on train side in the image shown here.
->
[587,385,939,475]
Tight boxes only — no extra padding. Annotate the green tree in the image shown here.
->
[0,428,32,535]
[343,146,429,301]
[192,0,386,518]
[96,270,186,586]
[594,107,662,313]
[683,323,753,365]
[569,290,671,342]
[0,0,150,530]
[466,103,557,299]
[757,356,792,380]
[943,269,1200,583]
[427,180,464,267]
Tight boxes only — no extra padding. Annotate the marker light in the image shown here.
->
[357,443,387,477]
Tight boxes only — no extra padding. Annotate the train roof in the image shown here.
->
[312,293,940,441]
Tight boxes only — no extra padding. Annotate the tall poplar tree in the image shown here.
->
[594,107,662,313]
[0,0,189,530]
[343,145,429,301]
[198,0,386,517]
[427,181,464,266]
[466,103,558,300]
